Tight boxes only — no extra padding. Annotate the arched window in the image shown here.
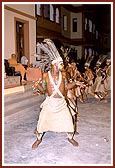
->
[44,4,50,19]
[85,48,88,59]
[88,48,92,56]
[89,19,92,32]
[36,4,41,16]
[56,8,59,23]
[85,18,87,30]
[50,4,54,21]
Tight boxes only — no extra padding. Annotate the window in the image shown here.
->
[85,48,88,59]
[73,18,77,32]
[44,4,50,19]
[88,48,92,56]
[50,5,54,21]
[63,15,67,30]
[89,19,92,32]
[36,4,41,15]
[85,18,87,30]
[56,8,59,23]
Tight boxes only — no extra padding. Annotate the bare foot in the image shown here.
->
[68,138,79,147]
[34,128,37,134]
[32,139,42,149]
[74,131,79,135]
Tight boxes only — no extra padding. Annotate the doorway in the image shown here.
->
[15,18,29,64]
[16,21,24,62]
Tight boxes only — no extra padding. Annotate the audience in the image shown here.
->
[8,53,27,84]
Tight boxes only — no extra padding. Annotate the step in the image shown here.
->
[4,99,39,118]
[4,83,35,103]
[4,82,45,119]
[5,94,37,112]
[4,94,45,115]
[4,95,45,118]
[4,86,25,97]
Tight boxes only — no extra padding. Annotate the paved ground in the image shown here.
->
[3,92,112,166]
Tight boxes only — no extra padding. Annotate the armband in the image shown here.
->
[69,78,73,83]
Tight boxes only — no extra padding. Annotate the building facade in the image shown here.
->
[4,4,36,65]
[4,3,111,67]
[35,4,111,67]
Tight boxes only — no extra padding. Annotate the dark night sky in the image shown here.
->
[95,4,111,33]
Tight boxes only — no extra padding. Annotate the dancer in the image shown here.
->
[104,58,111,95]
[32,39,84,149]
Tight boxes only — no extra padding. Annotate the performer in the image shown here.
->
[104,58,111,95]
[71,62,85,103]
[83,65,94,98]
[64,63,79,135]
[93,64,105,100]
[32,39,84,149]
[60,51,80,134]
[92,54,109,100]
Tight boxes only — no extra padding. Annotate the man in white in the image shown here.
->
[21,55,28,67]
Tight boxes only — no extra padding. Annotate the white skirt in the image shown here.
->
[37,96,74,133]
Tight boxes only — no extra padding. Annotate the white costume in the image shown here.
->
[32,39,79,148]
[104,65,111,92]
[21,56,28,65]
[36,71,74,137]
[93,67,105,94]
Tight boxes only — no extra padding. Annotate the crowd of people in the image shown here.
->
[7,53,28,85]
[63,57,111,102]
[31,39,111,149]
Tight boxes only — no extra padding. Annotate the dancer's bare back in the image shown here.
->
[42,72,66,98]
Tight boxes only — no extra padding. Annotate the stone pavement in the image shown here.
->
[3,92,112,166]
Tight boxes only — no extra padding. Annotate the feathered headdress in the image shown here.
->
[36,39,63,72]
[96,54,108,67]
[84,55,94,67]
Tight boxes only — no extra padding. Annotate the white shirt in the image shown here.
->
[21,56,28,65]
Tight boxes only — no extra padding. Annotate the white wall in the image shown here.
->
[6,4,35,16]
[4,9,15,58]
[4,4,36,64]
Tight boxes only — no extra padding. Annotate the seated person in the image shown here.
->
[8,53,26,84]
[21,55,28,69]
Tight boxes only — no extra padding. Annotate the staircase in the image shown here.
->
[4,82,45,121]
